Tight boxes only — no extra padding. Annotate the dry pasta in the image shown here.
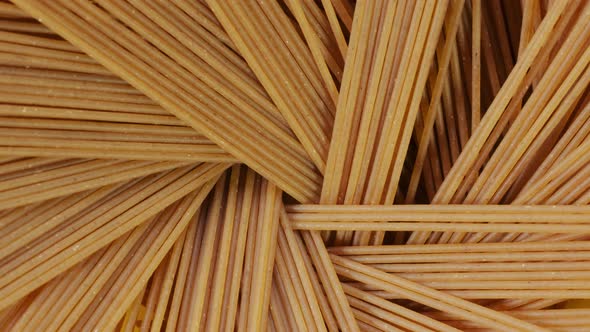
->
[1,0,590,331]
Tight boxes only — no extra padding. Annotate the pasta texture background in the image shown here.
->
[1,0,590,331]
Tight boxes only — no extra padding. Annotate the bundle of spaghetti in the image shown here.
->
[289,2,378,300]
[0,162,228,310]
[0,121,235,162]
[270,207,341,332]
[478,0,520,100]
[425,309,590,331]
[347,279,590,300]
[404,0,487,201]
[0,178,215,332]
[299,227,359,331]
[430,0,574,206]
[0,157,194,210]
[331,241,590,309]
[344,259,590,273]
[320,0,450,246]
[408,0,586,243]
[208,0,338,173]
[213,17,363,310]
[437,93,590,244]
[461,2,590,205]
[0,30,235,162]
[269,274,294,331]
[0,104,185,126]
[455,94,590,246]
[414,2,556,210]
[282,0,345,81]
[406,0,470,203]
[0,69,146,104]
[343,283,461,331]
[0,34,152,109]
[70,189,212,332]
[0,187,118,263]
[288,204,590,234]
[513,97,590,206]
[406,0,521,204]
[0,235,130,330]
[0,30,112,76]
[100,166,283,331]
[410,88,590,246]
[0,75,164,115]
[273,230,320,331]
[330,253,547,331]
[470,101,590,250]
[12,0,322,203]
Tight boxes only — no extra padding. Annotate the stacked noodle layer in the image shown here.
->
[1,1,590,331]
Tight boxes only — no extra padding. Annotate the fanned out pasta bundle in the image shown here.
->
[0,48,235,161]
[12,0,323,203]
[0,18,234,162]
[2,0,590,331]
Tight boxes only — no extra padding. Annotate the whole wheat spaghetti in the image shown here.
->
[1,1,590,331]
